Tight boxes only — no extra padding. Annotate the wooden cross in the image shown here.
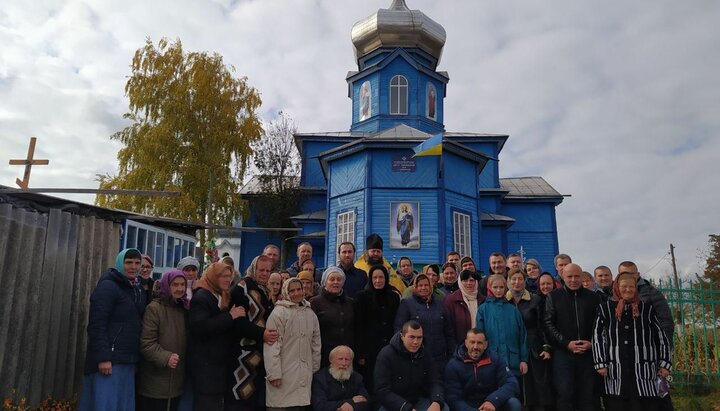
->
[9,137,49,189]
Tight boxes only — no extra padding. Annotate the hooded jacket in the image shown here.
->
[83,251,146,374]
[444,343,519,411]
[394,293,454,367]
[264,298,321,407]
[373,332,444,411]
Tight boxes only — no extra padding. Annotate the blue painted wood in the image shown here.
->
[444,153,478,197]
[326,190,365,267]
[329,154,367,197]
[479,225,504,273]
[370,150,439,187]
[444,191,480,261]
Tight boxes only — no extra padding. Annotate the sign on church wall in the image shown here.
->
[391,155,416,172]
[390,201,420,249]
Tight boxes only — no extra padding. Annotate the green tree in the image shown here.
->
[694,234,720,320]
[96,38,262,243]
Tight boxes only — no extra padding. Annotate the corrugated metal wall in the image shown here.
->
[0,203,120,405]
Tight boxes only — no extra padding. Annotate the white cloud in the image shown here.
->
[0,0,717,278]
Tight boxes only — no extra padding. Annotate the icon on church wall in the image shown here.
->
[359,81,371,121]
[390,201,419,249]
[426,83,436,120]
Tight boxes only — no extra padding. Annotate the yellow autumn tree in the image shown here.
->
[96,38,262,243]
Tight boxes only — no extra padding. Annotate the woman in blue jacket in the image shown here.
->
[476,274,528,379]
[79,248,146,411]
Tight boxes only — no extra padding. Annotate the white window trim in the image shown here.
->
[453,211,472,258]
[336,210,356,247]
[390,75,408,115]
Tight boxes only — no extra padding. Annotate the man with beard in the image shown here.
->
[337,242,367,298]
[354,233,406,293]
[445,329,521,411]
[312,345,370,411]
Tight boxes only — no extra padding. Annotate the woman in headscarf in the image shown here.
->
[187,262,246,411]
[444,269,484,345]
[310,266,356,368]
[506,268,553,410]
[592,272,671,411]
[524,258,542,295]
[476,274,528,381]
[264,278,321,410]
[79,248,146,411]
[353,264,401,391]
[137,270,189,411]
[402,264,445,301]
[394,273,454,375]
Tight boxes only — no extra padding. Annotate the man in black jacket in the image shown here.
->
[338,241,368,298]
[374,321,447,411]
[543,263,601,411]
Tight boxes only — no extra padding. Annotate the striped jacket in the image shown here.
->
[592,300,672,397]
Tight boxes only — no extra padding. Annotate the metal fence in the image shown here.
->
[657,279,720,386]
[0,202,120,405]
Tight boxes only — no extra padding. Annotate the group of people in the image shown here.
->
[79,233,675,411]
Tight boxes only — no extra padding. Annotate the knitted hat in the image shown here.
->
[366,233,383,250]
[321,266,346,287]
[297,270,314,282]
[177,256,200,271]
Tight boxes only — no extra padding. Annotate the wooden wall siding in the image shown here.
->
[506,231,558,276]
[371,150,439,188]
[301,193,327,214]
[329,154,367,197]
[444,153,478,197]
[467,141,500,190]
[478,196,501,213]
[326,190,365,267]
[444,190,481,263]
[368,188,439,264]
[479,225,505,273]
[302,140,340,187]
[501,203,555,232]
[0,203,120,406]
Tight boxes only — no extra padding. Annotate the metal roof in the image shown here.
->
[500,177,563,198]
[290,209,327,221]
[480,212,516,223]
[239,176,301,195]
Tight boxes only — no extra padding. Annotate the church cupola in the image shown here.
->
[347,0,449,134]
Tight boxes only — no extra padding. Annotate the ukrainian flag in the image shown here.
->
[412,132,443,157]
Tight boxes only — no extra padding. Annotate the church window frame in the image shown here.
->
[453,211,472,258]
[336,210,356,247]
[390,75,408,115]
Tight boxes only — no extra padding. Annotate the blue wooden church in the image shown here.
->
[239,0,565,273]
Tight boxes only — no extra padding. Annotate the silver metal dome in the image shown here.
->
[351,0,446,63]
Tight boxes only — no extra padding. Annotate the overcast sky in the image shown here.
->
[1,0,718,279]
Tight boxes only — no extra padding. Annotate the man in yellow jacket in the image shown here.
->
[354,233,406,294]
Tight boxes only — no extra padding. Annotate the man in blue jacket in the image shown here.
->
[445,329,521,411]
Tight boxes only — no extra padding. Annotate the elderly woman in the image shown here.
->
[137,270,189,411]
[394,273,454,375]
[444,269,484,345]
[265,278,321,410]
[524,258,542,294]
[507,269,553,410]
[477,274,528,380]
[354,264,401,391]
[188,262,246,411]
[592,272,671,411]
[79,248,146,411]
[311,266,356,368]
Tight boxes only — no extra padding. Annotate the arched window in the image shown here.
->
[390,75,408,115]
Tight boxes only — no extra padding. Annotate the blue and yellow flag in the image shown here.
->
[412,132,443,157]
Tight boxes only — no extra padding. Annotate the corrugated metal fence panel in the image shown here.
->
[0,203,120,405]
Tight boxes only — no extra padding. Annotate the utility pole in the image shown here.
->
[670,243,680,289]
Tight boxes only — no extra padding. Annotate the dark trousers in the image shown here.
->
[604,395,660,411]
[137,395,180,411]
[193,393,223,411]
[552,350,596,411]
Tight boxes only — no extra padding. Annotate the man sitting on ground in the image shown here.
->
[312,345,370,411]
[374,320,447,411]
[445,328,521,411]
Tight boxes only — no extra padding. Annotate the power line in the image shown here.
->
[645,251,671,275]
